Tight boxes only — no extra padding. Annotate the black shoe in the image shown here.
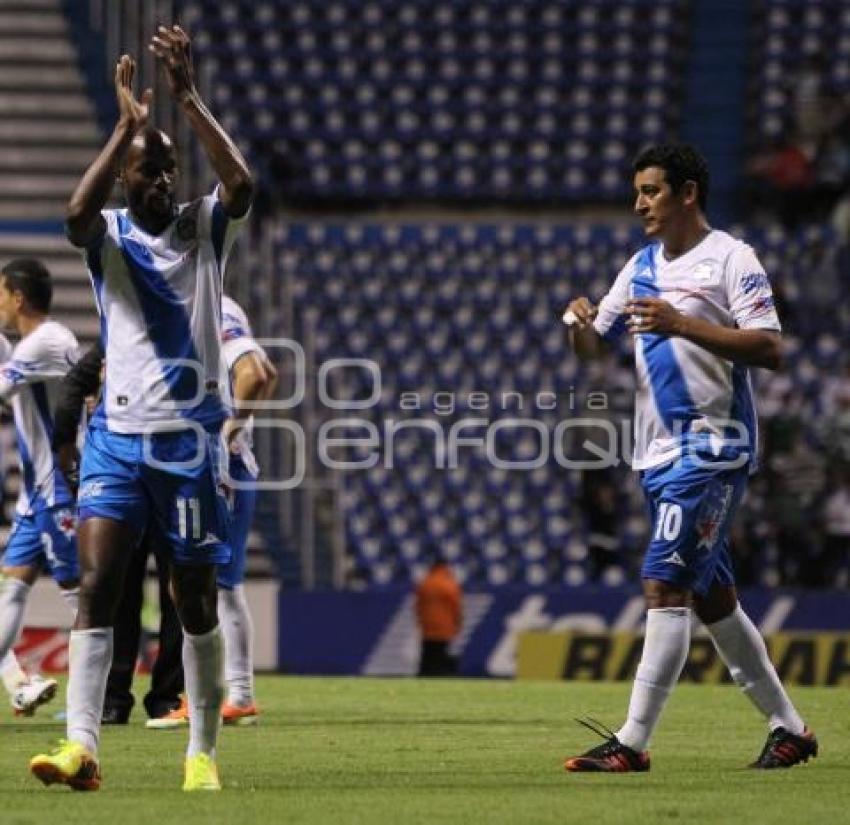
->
[564,718,650,773]
[101,705,130,725]
[750,726,818,769]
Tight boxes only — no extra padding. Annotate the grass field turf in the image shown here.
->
[2,676,846,825]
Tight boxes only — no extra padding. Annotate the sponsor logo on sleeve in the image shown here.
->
[740,272,771,294]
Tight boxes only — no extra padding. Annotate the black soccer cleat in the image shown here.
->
[564,718,650,773]
[749,726,818,769]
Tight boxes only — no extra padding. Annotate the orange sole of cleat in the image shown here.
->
[222,704,259,726]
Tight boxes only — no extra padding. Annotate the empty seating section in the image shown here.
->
[275,221,847,587]
[182,0,689,202]
[750,0,850,143]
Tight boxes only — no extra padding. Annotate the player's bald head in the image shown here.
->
[123,126,176,169]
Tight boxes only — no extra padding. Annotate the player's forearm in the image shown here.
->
[52,343,105,449]
[67,120,135,245]
[569,326,607,361]
[677,316,782,370]
[227,354,273,431]
[179,91,253,217]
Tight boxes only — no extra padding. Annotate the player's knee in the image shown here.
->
[694,586,737,624]
[643,578,691,609]
[176,591,218,635]
[171,564,218,633]
[76,569,121,627]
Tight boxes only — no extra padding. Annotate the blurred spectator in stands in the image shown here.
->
[821,465,850,588]
[789,55,829,148]
[797,235,844,324]
[766,423,827,585]
[744,134,815,227]
[728,512,761,589]
[825,115,850,241]
[818,365,850,466]
[415,557,462,677]
[813,130,850,206]
[580,469,621,581]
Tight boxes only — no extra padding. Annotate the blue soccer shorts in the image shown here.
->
[216,455,258,591]
[78,426,231,566]
[3,505,79,583]
[640,452,750,596]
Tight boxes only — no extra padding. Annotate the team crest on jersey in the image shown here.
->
[176,215,198,242]
[694,261,718,283]
[695,483,734,551]
[53,508,78,538]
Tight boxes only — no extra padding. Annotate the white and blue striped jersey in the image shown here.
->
[0,321,79,514]
[221,294,264,477]
[80,188,247,434]
[593,230,781,471]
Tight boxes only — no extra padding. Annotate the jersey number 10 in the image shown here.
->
[654,502,683,541]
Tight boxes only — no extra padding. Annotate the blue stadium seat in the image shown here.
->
[185,0,689,201]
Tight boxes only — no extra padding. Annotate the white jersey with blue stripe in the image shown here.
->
[221,295,264,477]
[81,188,246,434]
[0,320,79,514]
[593,229,781,471]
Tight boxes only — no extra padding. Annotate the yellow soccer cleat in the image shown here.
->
[29,740,101,791]
[182,752,221,791]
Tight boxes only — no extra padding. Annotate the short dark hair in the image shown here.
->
[1,258,52,313]
[633,143,710,210]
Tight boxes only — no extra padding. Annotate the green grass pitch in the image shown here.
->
[2,676,847,824]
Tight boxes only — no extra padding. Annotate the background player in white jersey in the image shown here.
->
[0,328,57,718]
[562,144,816,772]
[30,25,252,792]
[152,295,277,729]
[0,260,80,715]
[217,295,276,725]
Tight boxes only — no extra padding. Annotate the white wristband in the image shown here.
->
[562,309,578,327]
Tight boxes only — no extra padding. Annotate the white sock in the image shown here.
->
[183,625,224,758]
[0,578,30,660]
[60,586,80,621]
[706,603,805,734]
[67,628,113,755]
[0,650,27,694]
[218,586,255,706]
[616,607,691,752]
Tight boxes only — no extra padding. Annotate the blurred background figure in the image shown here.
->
[821,465,850,588]
[580,469,622,582]
[416,558,462,677]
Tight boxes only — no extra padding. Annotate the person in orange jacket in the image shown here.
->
[415,559,462,677]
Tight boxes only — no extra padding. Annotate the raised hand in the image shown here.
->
[115,54,152,132]
[149,24,196,101]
